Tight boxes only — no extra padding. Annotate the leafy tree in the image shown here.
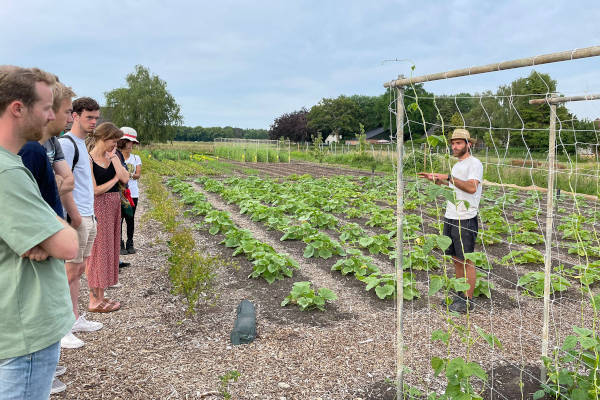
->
[105,65,183,143]
[496,71,572,150]
[350,95,380,132]
[269,108,312,142]
[307,95,361,140]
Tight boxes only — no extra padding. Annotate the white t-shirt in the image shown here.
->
[445,155,483,220]
[125,154,142,198]
[58,133,95,217]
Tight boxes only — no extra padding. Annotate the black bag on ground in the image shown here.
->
[230,300,256,345]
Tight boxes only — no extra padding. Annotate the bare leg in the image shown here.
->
[453,257,476,299]
[65,261,85,319]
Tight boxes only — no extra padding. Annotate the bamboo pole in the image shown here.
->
[541,104,557,382]
[395,84,406,399]
[529,93,600,104]
[385,46,600,88]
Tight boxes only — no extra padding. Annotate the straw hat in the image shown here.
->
[450,128,475,143]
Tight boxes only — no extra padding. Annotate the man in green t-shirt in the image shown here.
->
[0,66,78,399]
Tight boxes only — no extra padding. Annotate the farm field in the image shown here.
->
[60,156,600,399]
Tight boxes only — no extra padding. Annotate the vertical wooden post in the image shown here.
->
[395,84,406,399]
[541,104,557,382]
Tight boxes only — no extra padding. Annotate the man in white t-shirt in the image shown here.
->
[418,128,483,313]
[58,97,103,349]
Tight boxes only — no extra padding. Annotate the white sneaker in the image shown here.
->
[60,331,84,349]
[72,315,103,332]
[50,377,67,394]
[54,365,66,377]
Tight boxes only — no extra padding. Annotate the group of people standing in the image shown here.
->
[0,66,142,398]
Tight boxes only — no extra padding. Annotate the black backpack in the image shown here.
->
[62,134,79,171]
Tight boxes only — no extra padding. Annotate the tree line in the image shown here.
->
[103,66,596,149]
[269,71,597,150]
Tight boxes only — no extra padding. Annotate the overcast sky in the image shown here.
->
[2,0,599,129]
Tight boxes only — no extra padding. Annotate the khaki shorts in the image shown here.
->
[67,215,97,264]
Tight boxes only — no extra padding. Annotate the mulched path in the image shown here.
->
[56,182,396,400]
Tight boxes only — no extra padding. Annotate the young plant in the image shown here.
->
[249,252,299,284]
[204,210,235,235]
[517,271,571,297]
[280,223,318,241]
[429,322,500,400]
[338,223,366,244]
[358,233,395,255]
[357,272,419,300]
[513,231,545,245]
[536,303,600,400]
[303,233,346,259]
[501,247,544,265]
[281,281,337,311]
[568,241,600,258]
[331,249,379,277]
[218,370,241,400]
[464,252,492,270]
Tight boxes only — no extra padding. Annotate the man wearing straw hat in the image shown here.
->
[418,128,483,313]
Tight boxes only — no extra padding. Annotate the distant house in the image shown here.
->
[365,127,390,142]
[325,133,341,145]
[346,127,392,145]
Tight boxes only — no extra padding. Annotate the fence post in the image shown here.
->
[541,104,557,383]
[395,85,406,399]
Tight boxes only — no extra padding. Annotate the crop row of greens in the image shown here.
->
[196,175,497,302]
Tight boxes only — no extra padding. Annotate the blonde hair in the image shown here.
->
[52,82,76,113]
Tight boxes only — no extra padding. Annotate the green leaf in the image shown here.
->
[573,326,593,337]
[579,336,596,350]
[475,326,503,350]
[359,237,375,247]
[533,390,545,400]
[426,135,441,147]
[431,329,449,345]
[297,297,311,310]
[208,226,219,235]
[318,288,337,301]
[375,284,394,299]
[431,357,445,376]
[436,235,452,251]
[429,275,444,296]
[466,361,487,381]
[318,249,333,259]
[303,245,315,258]
[562,335,578,351]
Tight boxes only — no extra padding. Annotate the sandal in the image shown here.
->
[88,300,120,313]
[105,299,121,309]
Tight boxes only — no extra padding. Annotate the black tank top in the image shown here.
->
[92,159,120,193]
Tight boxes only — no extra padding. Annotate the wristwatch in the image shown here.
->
[447,174,451,182]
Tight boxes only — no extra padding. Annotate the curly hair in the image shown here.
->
[72,97,100,115]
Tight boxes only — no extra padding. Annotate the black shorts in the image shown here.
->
[443,216,478,261]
